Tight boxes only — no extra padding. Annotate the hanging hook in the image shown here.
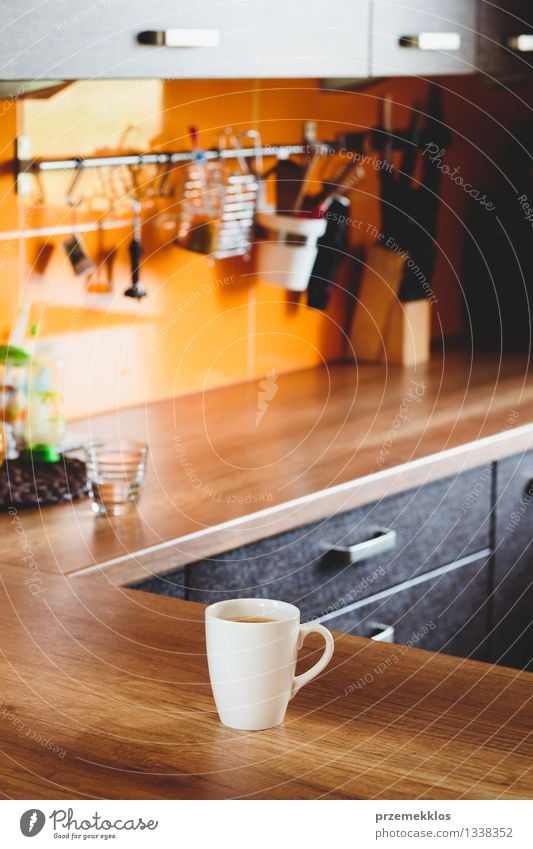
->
[157,157,175,197]
[240,129,263,176]
[65,159,86,207]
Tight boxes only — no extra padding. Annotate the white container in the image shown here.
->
[256,212,327,292]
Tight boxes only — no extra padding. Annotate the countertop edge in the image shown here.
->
[70,420,533,586]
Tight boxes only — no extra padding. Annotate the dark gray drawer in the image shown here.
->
[176,467,491,619]
[319,551,491,662]
[493,451,533,670]
[132,572,187,600]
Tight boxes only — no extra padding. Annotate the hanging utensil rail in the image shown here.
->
[16,143,321,189]
[16,125,451,193]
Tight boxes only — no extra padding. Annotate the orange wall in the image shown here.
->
[0,75,529,418]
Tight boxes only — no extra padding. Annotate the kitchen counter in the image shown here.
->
[1,350,533,584]
[0,561,531,800]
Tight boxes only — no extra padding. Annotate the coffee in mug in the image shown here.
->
[224,616,277,623]
[205,598,334,731]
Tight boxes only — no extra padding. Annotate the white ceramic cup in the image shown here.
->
[205,598,335,731]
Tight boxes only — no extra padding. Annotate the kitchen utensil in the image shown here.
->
[156,159,176,198]
[306,196,350,310]
[399,104,424,191]
[399,87,448,301]
[214,129,258,259]
[85,439,148,516]
[261,155,305,215]
[302,160,365,218]
[62,163,96,276]
[292,143,329,213]
[176,127,258,259]
[63,235,95,276]
[296,156,349,216]
[176,126,224,255]
[205,598,334,730]
[240,129,272,213]
[124,198,146,299]
[378,93,397,240]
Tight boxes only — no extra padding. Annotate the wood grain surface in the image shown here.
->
[0,563,531,800]
[1,350,533,583]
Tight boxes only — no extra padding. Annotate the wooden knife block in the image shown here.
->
[350,245,431,366]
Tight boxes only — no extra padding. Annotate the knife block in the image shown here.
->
[349,245,431,366]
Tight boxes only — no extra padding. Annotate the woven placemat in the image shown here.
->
[0,456,88,511]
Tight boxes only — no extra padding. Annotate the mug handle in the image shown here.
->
[290,622,335,699]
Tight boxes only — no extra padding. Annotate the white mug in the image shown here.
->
[205,598,335,731]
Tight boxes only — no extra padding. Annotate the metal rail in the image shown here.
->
[17,143,319,176]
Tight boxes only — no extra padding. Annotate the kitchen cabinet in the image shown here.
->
[316,552,491,661]
[133,448,533,670]
[370,0,477,77]
[179,468,491,622]
[135,466,493,661]
[2,0,531,83]
[0,0,370,79]
[478,0,533,78]
[492,451,533,671]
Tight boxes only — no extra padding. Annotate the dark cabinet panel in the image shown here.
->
[133,467,492,620]
[479,0,533,78]
[371,0,477,77]
[493,451,533,670]
[320,552,491,661]
[133,572,187,600]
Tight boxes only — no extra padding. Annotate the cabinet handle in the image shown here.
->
[399,33,461,51]
[506,35,533,53]
[137,29,220,48]
[366,621,395,643]
[324,527,397,567]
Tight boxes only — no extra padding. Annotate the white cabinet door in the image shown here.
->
[371,0,477,77]
[0,1,370,79]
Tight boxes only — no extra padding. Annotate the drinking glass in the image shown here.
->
[85,440,148,516]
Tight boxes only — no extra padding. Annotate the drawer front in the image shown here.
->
[319,552,490,661]
[0,0,369,79]
[371,0,476,77]
[493,451,533,670]
[182,468,491,619]
[479,0,533,78]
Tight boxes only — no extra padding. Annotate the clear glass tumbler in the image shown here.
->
[85,440,148,516]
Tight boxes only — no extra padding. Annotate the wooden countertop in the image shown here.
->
[2,350,533,583]
[0,562,531,800]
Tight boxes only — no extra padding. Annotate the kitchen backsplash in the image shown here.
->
[0,75,528,417]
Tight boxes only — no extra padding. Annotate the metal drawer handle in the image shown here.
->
[506,35,533,53]
[366,621,395,643]
[399,33,461,51]
[324,527,397,567]
[137,29,220,48]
